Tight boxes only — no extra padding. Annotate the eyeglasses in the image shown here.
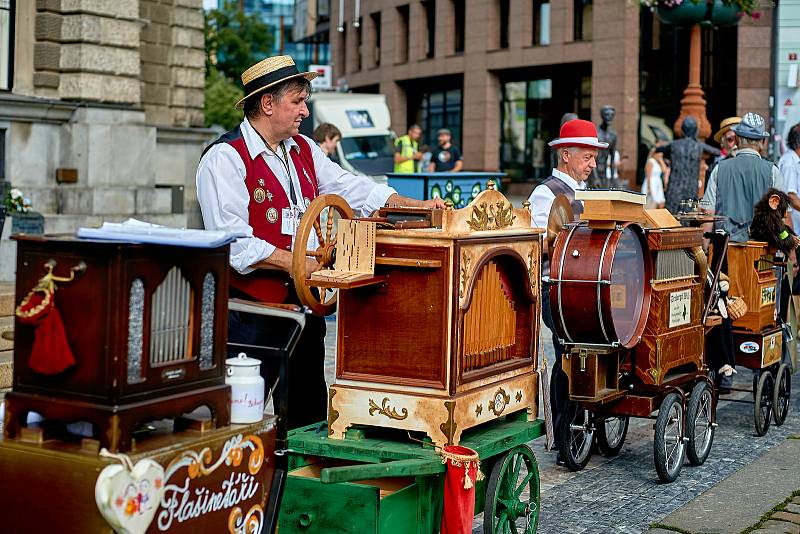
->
[723,134,736,143]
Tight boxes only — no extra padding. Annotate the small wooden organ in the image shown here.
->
[4,236,231,452]
[727,241,782,369]
[315,185,541,447]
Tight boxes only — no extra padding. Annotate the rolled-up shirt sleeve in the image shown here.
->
[307,135,396,217]
[196,143,275,274]
[529,184,555,229]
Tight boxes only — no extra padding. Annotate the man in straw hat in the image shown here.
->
[197,55,443,428]
[713,116,741,161]
[702,112,782,243]
[528,118,607,458]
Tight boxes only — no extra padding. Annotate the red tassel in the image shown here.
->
[27,307,75,375]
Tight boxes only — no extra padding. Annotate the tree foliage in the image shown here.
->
[204,1,274,87]
[204,67,244,130]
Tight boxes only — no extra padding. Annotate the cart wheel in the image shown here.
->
[686,382,714,466]
[773,363,791,426]
[483,444,540,534]
[754,371,774,436]
[653,392,686,483]
[557,401,594,471]
[596,416,628,457]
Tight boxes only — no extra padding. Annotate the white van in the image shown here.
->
[301,92,395,180]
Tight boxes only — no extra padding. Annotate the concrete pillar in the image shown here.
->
[736,5,773,121]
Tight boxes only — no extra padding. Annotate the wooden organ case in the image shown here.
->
[328,187,542,446]
[4,236,231,452]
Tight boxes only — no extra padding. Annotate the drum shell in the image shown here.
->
[549,223,652,349]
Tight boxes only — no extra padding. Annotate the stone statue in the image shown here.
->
[658,116,720,214]
[589,106,618,189]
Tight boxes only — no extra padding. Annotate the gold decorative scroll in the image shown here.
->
[467,201,517,231]
[368,397,409,420]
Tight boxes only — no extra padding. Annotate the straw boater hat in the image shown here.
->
[234,55,319,109]
[713,116,741,144]
[548,119,609,149]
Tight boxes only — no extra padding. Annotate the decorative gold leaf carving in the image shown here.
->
[440,401,457,445]
[467,201,516,231]
[488,387,512,416]
[459,252,471,299]
[328,389,339,436]
[475,404,483,417]
[368,397,409,420]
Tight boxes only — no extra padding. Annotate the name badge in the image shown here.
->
[281,207,297,236]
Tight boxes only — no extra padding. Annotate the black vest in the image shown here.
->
[542,175,584,217]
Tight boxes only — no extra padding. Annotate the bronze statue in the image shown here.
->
[658,116,720,214]
[589,106,619,189]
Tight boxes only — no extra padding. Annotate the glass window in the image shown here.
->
[573,0,592,41]
[0,0,12,91]
[397,4,410,64]
[499,0,510,49]
[453,0,465,54]
[532,0,550,46]
[424,0,435,59]
[420,89,463,149]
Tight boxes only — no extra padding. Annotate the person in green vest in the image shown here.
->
[394,124,423,173]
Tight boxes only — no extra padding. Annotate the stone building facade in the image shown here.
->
[326,0,773,185]
[0,0,215,281]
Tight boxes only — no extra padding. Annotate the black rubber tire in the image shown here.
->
[557,400,594,471]
[773,363,791,426]
[483,444,540,534]
[686,382,715,466]
[754,371,774,436]
[653,392,686,483]
[596,416,629,457]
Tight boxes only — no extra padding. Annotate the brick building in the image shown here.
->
[320,0,773,185]
[0,0,214,281]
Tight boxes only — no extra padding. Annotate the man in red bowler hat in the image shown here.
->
[528,118,607,462]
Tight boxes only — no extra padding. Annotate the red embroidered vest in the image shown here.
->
[206,127,319,303]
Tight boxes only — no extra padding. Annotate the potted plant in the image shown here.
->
[643,0,757,27]
[4,186,44,235]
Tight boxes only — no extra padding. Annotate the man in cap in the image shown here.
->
[702,112,782,243]
[196,55,443,428]
[528,118,607,455]
[428,128,463,172]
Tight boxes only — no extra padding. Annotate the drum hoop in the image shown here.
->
[556,224,580,344]
[597,230,616,344]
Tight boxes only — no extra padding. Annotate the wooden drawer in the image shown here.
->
[563,348,620,401]
[279,463,423,534]
[733,327,783,370]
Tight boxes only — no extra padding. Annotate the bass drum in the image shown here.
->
[550,222,652,348]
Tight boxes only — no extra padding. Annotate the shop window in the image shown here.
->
[0,0,13,90]
[396,4,410,64]
[423,0,436,59]
[453,0,465,54]
[498,0,510,49]
[574,0,592,41]
[371,11,381,66]
[532,0,550,46]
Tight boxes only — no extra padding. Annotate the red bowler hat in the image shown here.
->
[548,119,609,149]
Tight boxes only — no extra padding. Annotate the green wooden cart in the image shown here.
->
[277,412,544,534]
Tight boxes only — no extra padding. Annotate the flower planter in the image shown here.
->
[656,1,709,26]
[11,211,44,235]
[656,0,742,27]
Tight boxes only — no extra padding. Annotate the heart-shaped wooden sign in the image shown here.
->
[95,459,166,534]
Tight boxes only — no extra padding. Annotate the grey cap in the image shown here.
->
[732,112,770,140]
[437,128,451,136]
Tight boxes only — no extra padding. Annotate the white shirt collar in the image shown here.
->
[551,168,586,191]
[737,148,762,158]
[240,118,299,161]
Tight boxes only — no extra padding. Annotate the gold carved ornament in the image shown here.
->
[368,397,409,420]
[467,201,516,232]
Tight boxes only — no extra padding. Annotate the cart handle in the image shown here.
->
[320,458,445,484]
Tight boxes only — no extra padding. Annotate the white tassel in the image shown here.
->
[463,471,473,489]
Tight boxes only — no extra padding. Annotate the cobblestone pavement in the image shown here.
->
[323,317,800,534]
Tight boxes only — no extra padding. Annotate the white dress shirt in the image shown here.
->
[527,168,586,229]
[196,118,395,274]
[779,149,800,230]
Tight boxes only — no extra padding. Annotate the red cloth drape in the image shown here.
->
[440,445,482,534]
[16,288,75,375]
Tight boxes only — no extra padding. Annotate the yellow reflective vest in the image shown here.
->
[394,135,418,174]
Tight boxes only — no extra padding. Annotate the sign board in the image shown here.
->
[309,64,332,90]
[345,109,375,129]
[669,289,691,328]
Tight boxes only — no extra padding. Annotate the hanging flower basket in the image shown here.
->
[655,0,709,26]
[11,212,45,235]
[650,0,753,26]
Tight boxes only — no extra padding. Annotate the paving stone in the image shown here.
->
[786,504,800,515]
[775,511,800,525]
[762,520,800,534]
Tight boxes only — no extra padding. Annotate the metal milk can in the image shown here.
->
[225,352,265,423]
